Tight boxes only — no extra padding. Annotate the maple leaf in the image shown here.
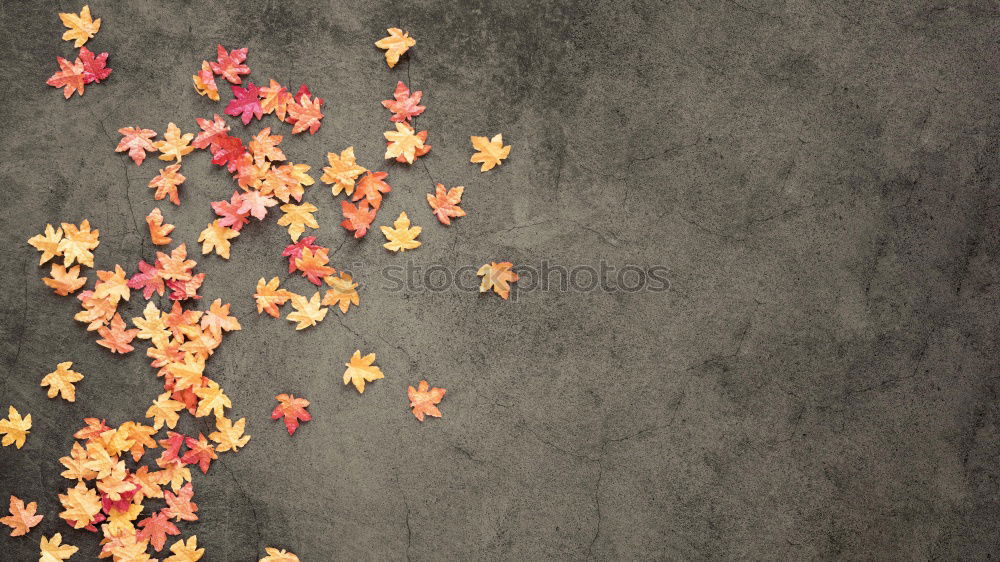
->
[58,482,101,529]
[286,292,328,330]
[382,81,426,123]
[194,380,231,419]
[408,380,446,421]
[210,416,251,453]
[211,45,250,84]
[249,127,285,163]
[193,61,220,101]
[148,164,187,205]
[28,223,63,265]
[47,56,86,99]
[282,237,322,273]
[381,211,422,252]
[272,394,311,435]
[97,313,139,354]
[477,261,519,300]
[59,442,96,481]
[286,93,324,134]
[73,417,110,442]
[43,264,88,296]
[340,200,376,238]
[157,244,197,281]
[147,392,185,430]
[321,272,359,314]
[1,495,43,536]
[138,510,180,552]
[471,134,512,171]
[193,114,230,149]
[58,219,99,267]
[201,298,241,335]
[166,535,205,562]
[163,482,198,522]
[343,350,384,393]
[226,82,264,125]
[211,191,251,231]
[41,361,84,402]
[128,259,166,299]
[277,202,319,242]
[354,171,391,210]
[210,134,247,172]
[0,406,31,448]
[261,162,314,203]
[261,548,300,562]
[375,27,416,68]
[295,247,335,285]
[59,5,100,46]
[155,123,195,163]
[255,277,293,318]
[40,533,79,562]
[394,129,430,163]
[238,190,277,220]
[260,79,293,121]
[78,46,111,84]
[94,264,130,304]
[145,207,175,246]
[198,220,240,259]
[116,127,157,165]
[133,301,169,347]
[321,146,367,196]
[384,122,425,164]
[181,434,218,473]
[426,184,466,225]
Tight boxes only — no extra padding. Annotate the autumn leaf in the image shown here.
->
[210,134,247,172]
[354,170,391,210]
[201,298,241,335]
[426,184,465,225]
[384,122,424,164]
[261,548,300,562]
[408,380,446,421]
[380,211,422,252]
[210,45,250,84]
[282,237,322,274]
[58,219,99,267]
[286,93,324,134]
[193,60,220,101]
[192,114,230,149]
[157,244,196,281]
[286,292,328,330]
[375,28,415,68]
[166,535,205,562]
[394,129,430,163]
[59,442,95,481]
[254,277,293,318]
[146,392,184,430]
[1,495,43,536]
[198,220,240,259]
[382,81,425,123]
[209,416,250,453]
[78,46,111,84]
[163,482,198,522]
[194,380,231,419]
[277,202,319,242]
[41,362,84,402]
[138,511,180,552]
[155,123,195,163]
[343,350,384,393]
[470,134,511,171]
[321,147,367,196]
[0,406,31,448]
[261,163,314,203]
[96,313,139,354]
[321,272,359,314]
[340,200,376,238]
[238,190,277,220]
[295,247,335,286]
[43,264,87,296]
[249,127,285,163]
[59,5,100,47]
[94,264,130,304]
[28,224,63,265]
[128,259,166,299]
[272,394,311,435]
[259,79,293,121]
[477,261,519,300]
[47,56,86,99]
[58,482,101,529]
[226,82,263,125]
[116,127,157,165]
[181,434,218,473]
[40,533,79,562]
[146,207,175,245]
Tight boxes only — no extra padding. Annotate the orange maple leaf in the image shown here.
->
[40,361,84,402]
[163,482,198,522]
[340,200,376,238]
[427,184,466,225]
[43,264,87,296]
[321,272,359,314]
[260,79,293,121]
[477,261,519,300]
[408,380,446,421]
[254,277,293,318]
[353,171,391,210]
[374,28,415,68]
[46,56,86,99]
[295,247,335,285]
[272,394,311,435]
[192,60,219,101]
[146,207,175,245]
[286,94,324,134]
[1,495,43,536]
[116,127,157,165]
[96,313,139,354]
[149,164,186,205]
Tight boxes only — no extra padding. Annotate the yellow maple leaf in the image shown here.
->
[58,482,101,529]
[194,380,231,419]
[40,362,84,402]
[209,416,251,453]
[254,277,293,318]
[477,261,519,300]
[374,27,415,68]
[154,123,195,163]
[58,219,99,268]
[384,122,424,164]
[321,272,359,314]
[43,264,88,296]
[321,147,367,196]
[28,224,63,265]
[470,134,512,172]
[0,406,31,448]
[133,301,170,348]
[260,547,300,562]
[40,533,79,562]
[146,392,185,430]
[286,292,328,330]
[59,442,96,481]
[198,220,240,259]
[166,535,205,562]
[94,264,130,304]
[59,5,100,48]
[343,350,384,393]
[277,202,319,242]
[380,211,422,252]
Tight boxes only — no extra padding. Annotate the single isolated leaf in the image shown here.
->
[225,82,263,125]
[343,350,384,393]
[271,394,311,435]
[470,134,511,172]
[375,27,415,68]
[321,147,367,197]
[380,211,421,252]
[353,170,391,210]
[426,184,465,225]
[155,123,195,163]
[78,46,111,84]
[209,416,250,453]
[277,202,319,242]
[254,277,293,318]
[261,548,300,562]
[47,56,86,99]
[40,361,84,402]
[58,219,99,267]
[40,533,79,562]
[384,122,424,164]
[477,261,519,300]
[198,220,239,259]
[28,223,63,265]
[59,5,101,47]
[149,164,186,205]
[340,200,376,238]
[0,406,31,448]
[1,495,43,536]
[43,264,87,296]
[210,45,250,84]
[382,81,425,123]
[321,272,359,314]
[193,61,220,101]
[146,207,175,245]
[116,126,157,165]
[96,313,139,354]
[408,380,446,421]
[286,292,328,330]
[166,535,205,562]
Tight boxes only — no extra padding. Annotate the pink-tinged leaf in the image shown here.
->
[237,190,277,220]
[127,260,166,299]
[209,134,246,172]
[78,46,111,84]
[341,200,376,239]
[210,45,250,84]
[225,82,263,125]
[193,114,230,149]
[282,237,322,274]
[211,191,251,231]
[381,81,425,123]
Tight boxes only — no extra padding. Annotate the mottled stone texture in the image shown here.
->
[2,0,1000,559]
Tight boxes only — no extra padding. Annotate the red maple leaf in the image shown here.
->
[211,191,251,231]
[272,394,311,435]
[166,273,205,301]
[137,510,180,552]
[353,171,391,210]
[181,434,217,474]
[78,46,111,84]
[157,431,187,464]
[282,236,322,273]
[225,82,263,125]
[382,81,425,123]
[209,134,246,172]
[341,200,376,238]
[210,45,250,84]
[127,259,165,299]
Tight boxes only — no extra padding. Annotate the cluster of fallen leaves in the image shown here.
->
[13,15,524,561]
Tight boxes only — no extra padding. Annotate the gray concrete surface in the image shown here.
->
[2,0,1000,559]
